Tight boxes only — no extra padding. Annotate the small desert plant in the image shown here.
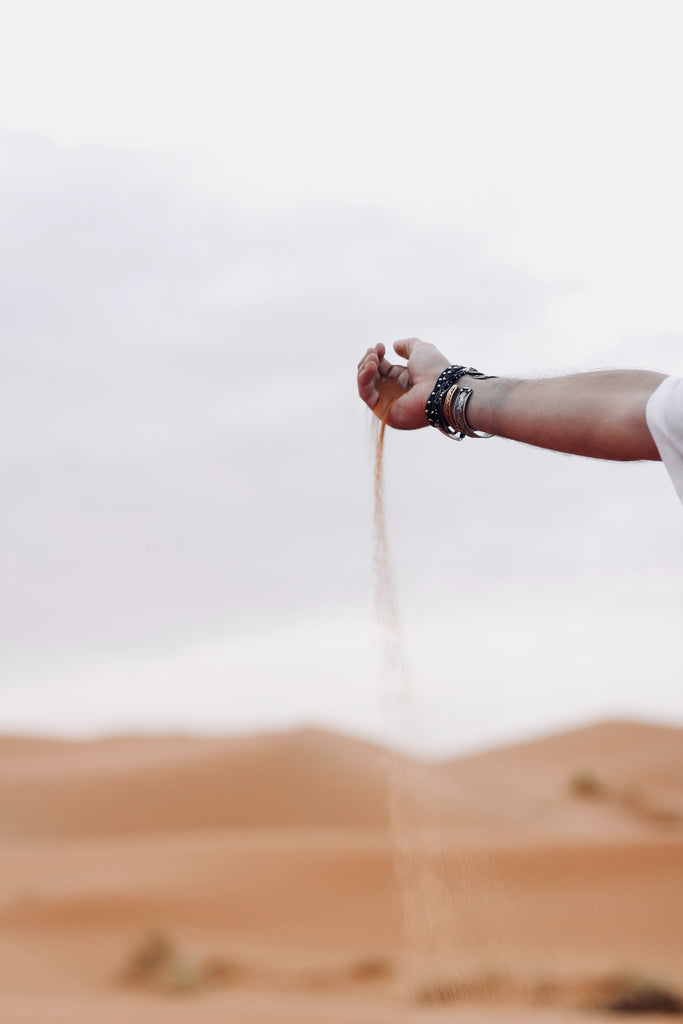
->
[569,769,605,799]
[122,928,176,984]
[121,928,204,993]
[596,972,683,1015]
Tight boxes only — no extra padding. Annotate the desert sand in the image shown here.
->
[0,719,681,1022]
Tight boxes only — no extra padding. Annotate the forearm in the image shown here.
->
[465,370,666,461]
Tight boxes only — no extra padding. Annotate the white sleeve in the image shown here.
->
[646,376,683,506]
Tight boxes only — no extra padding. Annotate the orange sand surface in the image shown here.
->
[0,720,681,1022]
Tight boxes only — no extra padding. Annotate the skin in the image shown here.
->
[357,338,665,462]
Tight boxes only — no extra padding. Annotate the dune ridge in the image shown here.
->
[1,718,680,839]
[0,726,392,837]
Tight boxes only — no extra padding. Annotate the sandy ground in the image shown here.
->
[0,720,681,1022]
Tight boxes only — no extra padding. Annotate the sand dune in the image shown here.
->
[0,719,681,1022]
[429,719,683,832]
[0,727,390,838]
[447,719,683,802]
[2,718,680,839]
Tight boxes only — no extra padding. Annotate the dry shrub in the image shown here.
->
[593,972,683,1015]
[121,928,240,994]
[411,966,683,1014]
[122,929,177,986]
[569,769,606,799]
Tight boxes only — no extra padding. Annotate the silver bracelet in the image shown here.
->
[444,385,493,440]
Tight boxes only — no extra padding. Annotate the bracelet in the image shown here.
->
[444,385,493,439]
[425,365,495,440]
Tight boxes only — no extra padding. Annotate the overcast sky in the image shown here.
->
[1,0,682,754]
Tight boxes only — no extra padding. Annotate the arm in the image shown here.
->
[357,338,664,462]
[469,370,663,461]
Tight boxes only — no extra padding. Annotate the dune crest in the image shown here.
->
[1,718,681,839]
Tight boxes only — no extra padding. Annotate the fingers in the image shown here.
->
[357,343,395,387]
[357,342,408,411]
[356,343,385,371]
[393,337,422,360]
[357,348,381,387]
[357,354,377,382]
[378,354,399,377]
[357,347,381,408]
[358,343,402,379]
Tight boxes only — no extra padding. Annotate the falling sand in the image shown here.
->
[371,379,414,739]
[371,376,451,995]
[370,376,528,1003]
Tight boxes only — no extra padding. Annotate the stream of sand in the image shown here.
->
[371,378,525,1002]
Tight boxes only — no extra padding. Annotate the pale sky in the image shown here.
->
[1,0,682,754]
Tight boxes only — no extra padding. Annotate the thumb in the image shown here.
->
[393,337,422,360]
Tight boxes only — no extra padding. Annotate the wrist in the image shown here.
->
[461,376,518,436]
[425,365,498,439]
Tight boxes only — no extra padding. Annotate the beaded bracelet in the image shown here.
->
[425,365,496,440]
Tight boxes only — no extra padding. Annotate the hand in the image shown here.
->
[356,338,451,429]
